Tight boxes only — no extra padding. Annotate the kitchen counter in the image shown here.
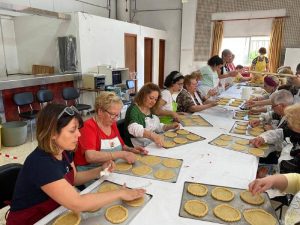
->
[0,73,81,90]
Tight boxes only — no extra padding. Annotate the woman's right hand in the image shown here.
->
[120,187,146,201]
[250,137,265,147]
[249,119,260,127]
[122,152,136,164]
[151,133,164,147]
[249,176,275,195]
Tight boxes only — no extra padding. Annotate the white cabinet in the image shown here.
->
[284,48,300,73]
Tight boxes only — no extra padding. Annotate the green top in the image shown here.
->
[159,101,177,124]
[199,65,219,87]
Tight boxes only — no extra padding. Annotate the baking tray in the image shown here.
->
[163,129,206,149]
[47,180,152,225]
[233,110,261,121]
[229,121,265,137]
[113,154,183,183]
[179,181,279,225]
[217,98,245,108]
[208,134,273,158]
[178,114,213,127]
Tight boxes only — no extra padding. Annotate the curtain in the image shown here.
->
[210,21,223,57]
[268,18,284,73]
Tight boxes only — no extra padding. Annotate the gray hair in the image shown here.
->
[270,89,294,106]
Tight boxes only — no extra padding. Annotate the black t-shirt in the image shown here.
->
[283,128,300,151]
[11,147,73,211]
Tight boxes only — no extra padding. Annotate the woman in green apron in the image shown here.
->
[153,71,184,124]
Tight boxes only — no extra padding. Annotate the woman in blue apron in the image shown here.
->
[153,71,184,124]
[7,104,145,225]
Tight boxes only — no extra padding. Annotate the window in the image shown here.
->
[221,36,270,66]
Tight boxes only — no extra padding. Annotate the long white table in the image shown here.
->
[36,85,259,225]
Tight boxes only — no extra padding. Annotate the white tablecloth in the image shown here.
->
[35,85,258,225]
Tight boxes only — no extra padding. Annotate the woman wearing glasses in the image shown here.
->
[74,92,147,183]
[7,104,145,225]
[124,83,179,147]
[153,71,184,124]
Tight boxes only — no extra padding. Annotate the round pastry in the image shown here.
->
[213,204,241,222]
[243,208,276,225]
[213,139,230,147]
[173,137,188,144]
[237,121,248,126]
[235,139,249,145]
[134,154,142,161]
[123,196,145,207]
[234,129,246,134]
[115,162,133,171]
[98,183,119,193]
[186,134,201,141]
[219,135,233,141]
[105,205,128,224]
[154,169,176,180]
[240,190,265,205]
[187,183,208,197]
[211,187,235,202]
[184,200,208,217]
[176,129,190,135]
[132,165,153,176]
[162,158,182,168]
[140,155,162,166]
[249,148,264,157]
[234,116,244,120]
[195,121,209,126]
[231,143,247,151]
[191,115,200,119]
[53,212,80,225]
[163,141,176,148]
[218,101,228,105]
[249,130,263,136]
[164,131,177,138]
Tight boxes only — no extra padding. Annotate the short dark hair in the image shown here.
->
[236,65,243,70]
[259,47,267,55]
[207,55,223,67]
[164,71,184,88]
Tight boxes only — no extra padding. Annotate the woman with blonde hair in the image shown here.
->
[74,91,147,184]
[7,104,145,225]
[124,83,179,147]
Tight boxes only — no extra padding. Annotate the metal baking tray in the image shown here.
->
[178,114,213,127]
[163,129,206,149]
[229,121,265,137]
[208,134,273,158]
[218,98,245,108]
[179,181,279,225]
[232,110,261,121]
[113,155,183,183]
[47,180,152,225]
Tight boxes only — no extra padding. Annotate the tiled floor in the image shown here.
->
[0,114,288,225]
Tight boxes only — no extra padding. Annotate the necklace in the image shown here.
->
[94,116,111,135]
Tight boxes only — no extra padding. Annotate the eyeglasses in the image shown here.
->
[58,106,79,119]
[104,109,119,119]
[271,104,280,109]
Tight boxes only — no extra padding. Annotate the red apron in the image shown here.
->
[6,154,75,225]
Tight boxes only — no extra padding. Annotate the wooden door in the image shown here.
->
[159,39,165,88]
[124,33,137,91]
[144,37,153,83]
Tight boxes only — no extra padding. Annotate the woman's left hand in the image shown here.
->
[102,160,115,172]
[131,146,149,155]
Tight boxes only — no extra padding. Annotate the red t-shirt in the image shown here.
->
[74,118,124,166]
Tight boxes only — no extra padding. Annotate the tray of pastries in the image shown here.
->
[49,180,152,225]
[114,154,183,183]
[229,121,265,137]
[217,98,245,108]
[233,110,261,121]
[209,134,272,157]
[178,114,213,127]
[162,129,205,149]
[179,181,279,225]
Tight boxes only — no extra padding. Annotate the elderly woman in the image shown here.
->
[124,82,179,147]
[7,104,145,225]
[176,74,217,113]
[74,92,147,177]
[153,71,184,124]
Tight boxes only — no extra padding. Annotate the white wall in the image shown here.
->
[14,14,77,74]
[132,0,182,79]
[77,12,167,89]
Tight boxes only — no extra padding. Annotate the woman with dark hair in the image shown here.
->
[6,104,145,225]
[250,47,270,84]
[153,71,184,124]
[124,83,179,147]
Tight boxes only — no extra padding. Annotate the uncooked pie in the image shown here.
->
[115,162,133,171]
[211,187,235,202]
[184,200,208,217]
[132,165,153,176]
[231,143,247,151]
[234,129,246,134]
[213,139,230,147]
[154,169,175,180]
[53,212,80,225]
[164,131,177,138]
[140,155,162,166]
[187,183,208,197]
[213,204,241,222]
[176,129,190,135]
[123,196,145,207]
[240,190,265,205]
[162,158,182,168]
[219,135,233,141]
[186,134,201,141]
[98,183,119,193]
[249,148,264,157]
[243,208,276,225]
[174,137,188,144]
[235,139,249,145]
[163,141,176,148]
[105,205,128,224]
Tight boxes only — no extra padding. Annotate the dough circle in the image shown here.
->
[132,165,153,176]
[213,204,241,222]
[105,205,128,224]
[187,183,208,197]
[243,208,276,225]
[240,190,265,205]
[154,169,176,180]
[162,158,182,168]
[53,212,80,225]
[211,187,235,202]
[184,200,208,217]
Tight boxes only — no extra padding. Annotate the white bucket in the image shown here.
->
[241,87,251,100]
